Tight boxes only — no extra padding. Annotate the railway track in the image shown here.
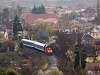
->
[21,47,59,69]
[46,55,59,69]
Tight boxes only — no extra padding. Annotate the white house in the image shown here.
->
[0,30,9,40]
[90,28,100,39]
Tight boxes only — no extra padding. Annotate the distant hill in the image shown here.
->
[1,0,96,8]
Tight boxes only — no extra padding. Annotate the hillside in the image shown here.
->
[1,0,96,8]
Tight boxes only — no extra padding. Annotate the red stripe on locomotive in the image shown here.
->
[45,46,53,53]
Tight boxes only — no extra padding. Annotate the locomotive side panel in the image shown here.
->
[20,39,53,54]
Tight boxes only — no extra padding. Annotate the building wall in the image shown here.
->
[0,31,8,41]
[70,26,79,33]
[91,32,100,39]
[4,31,9,40]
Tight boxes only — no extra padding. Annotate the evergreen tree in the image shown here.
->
[2,8,9,25]
[31,4,46,14]
[74,43,87,69]
[36,7,40,14]
[41,4,45,14]
[13,15,22,40]
[81,48,87,69]
[38,6,42,14]
[31,5,36,14]
[74,44,80,69]
[2,8,9,19]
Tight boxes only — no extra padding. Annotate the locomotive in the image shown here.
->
[20,39,53,54]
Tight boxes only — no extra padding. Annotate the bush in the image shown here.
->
[6,68,20,75]
[0,40,15,52]
[4,40,15,51]
[41,60,47,65]
[0,68,20,75]
[19,42,23,48]
[45,67,63,75]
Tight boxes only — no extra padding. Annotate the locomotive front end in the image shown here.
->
[45,46,53,54]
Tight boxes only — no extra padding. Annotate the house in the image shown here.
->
[46,7,66,15]
[18,31,28,39]
[79,22,94,33]
[95,41,100,55]
[65,10,72,14]
[85,63,100,70]
[90,28,100,39]
[95,41,100,50]
[82,33,94,44]
[0,31,5,39]
[97,25,100,31]
[0,30,9,41]
[21,13,60,28]
[70,20,80,33]
[70,26,80,33]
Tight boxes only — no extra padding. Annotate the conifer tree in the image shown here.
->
[31,5,36,14]
[74,43,87,69]
[74,33,87,69]
[12,15,22,40]
[2,8,9,25]
[31,4,46,14]
[41,4,45,14]
[74,44,80,69]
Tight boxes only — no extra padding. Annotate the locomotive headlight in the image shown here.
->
[46,47,53,53]
[48,50,53,52]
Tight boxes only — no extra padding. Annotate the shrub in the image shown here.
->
[45,67,63,75]
[0,68,20,75]
[0,40,15,52]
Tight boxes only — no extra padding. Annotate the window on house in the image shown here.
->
[76,30,78,32]
[96,33,98,36]
[92,33,95,36]
[73,30,75,32]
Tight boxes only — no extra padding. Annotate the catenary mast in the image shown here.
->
[97,0,100,25]
[0,0,3,13]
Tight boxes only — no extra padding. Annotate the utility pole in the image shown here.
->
[97,0,100,25]
[10,0,15,39]
[10,0,15,19]
[0,0,2,25]
[0,0,3,13]
[77,33,82,69]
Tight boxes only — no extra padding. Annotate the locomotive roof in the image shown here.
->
[21,39,46,47]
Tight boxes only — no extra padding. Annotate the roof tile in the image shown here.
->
[23,14,59,25]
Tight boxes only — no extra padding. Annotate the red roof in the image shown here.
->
[23,14,59,25]
[85,63,100,70]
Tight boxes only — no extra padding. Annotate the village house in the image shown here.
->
[46,7,66,15]
[85,56,100,75]
[82,33,94,44]
[80,8,96,22]
[90,28,100,39]
[70,20,80,33]
[60,19,95,34]
[0,29,9,41]
[80,22,94,33]
[57,15,72,33]
[95,41,100,55]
